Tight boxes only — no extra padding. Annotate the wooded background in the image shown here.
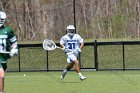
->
[0,0,140,41]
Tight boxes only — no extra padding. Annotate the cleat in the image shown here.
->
[80,76,86,81]
[60,72,67,80]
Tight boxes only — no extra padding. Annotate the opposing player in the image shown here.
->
[60,25,86,81]
[0,11,18,93]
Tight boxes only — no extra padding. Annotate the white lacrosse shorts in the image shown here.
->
[66,52,78,63]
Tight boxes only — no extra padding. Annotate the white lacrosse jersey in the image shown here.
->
[60,34,83,51]
[60,34,83,63]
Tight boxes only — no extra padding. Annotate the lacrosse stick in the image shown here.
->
[42,39,72,53]
[43,39,66,51]
[0,51,10,54]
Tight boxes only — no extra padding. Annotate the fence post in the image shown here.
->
[94,40,98,70]
[73,0,76,33]
[122,44,125,71]
[78,53,82,69]
[46,50,49,71]
[18,47,21,72]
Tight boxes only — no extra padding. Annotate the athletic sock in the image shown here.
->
[78,72,82,77]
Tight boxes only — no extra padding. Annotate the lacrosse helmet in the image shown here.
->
[67,25,75,36]
[0,11,6,27]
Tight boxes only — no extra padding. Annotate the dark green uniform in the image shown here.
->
[0,26,17,70]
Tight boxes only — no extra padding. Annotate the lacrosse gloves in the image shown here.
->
[10,42,18,56]
[62,47,81,54]
[62,47,71,53]
[10,48,18,56]
[73,48,81,54]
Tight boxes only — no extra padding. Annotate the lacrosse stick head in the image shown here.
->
[43,39,57,50]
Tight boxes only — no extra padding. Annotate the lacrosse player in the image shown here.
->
[0,11,18,93]
[60,25,86,81]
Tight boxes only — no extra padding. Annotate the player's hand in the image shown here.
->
[62,47,71,53]
[10,48,18,56]
[78,48,81,52]
[73,48,81,54]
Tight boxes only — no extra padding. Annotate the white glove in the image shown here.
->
[78,48,81,52]
[73,48,81,54]
[10,48,18,56]
[62,47,71,53]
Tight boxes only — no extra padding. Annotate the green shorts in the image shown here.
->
[0,63,7,71]
[0,63,2,68]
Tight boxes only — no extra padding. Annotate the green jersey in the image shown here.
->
[0,26,17,63]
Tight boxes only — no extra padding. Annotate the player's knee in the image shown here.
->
[66,65,71,71]
[0,73,4,78]
[67,67,71,71]
[0,75,4,79]
[74,60,79,64]
[0,69,4,79]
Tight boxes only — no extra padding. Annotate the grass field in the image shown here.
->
[5,71,140,93]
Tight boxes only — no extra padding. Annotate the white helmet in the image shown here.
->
[67,25,75,36]
[0,11,6,27]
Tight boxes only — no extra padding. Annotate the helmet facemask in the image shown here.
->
[0,18,6,27]
[0,11,6,27]
[67,25,75,36]
[67,29,75,36]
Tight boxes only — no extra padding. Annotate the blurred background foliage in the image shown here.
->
[0,0,140,41]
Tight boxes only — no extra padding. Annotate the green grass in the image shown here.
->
[5,71,140,93]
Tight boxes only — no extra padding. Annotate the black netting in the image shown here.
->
[6,42,140,72]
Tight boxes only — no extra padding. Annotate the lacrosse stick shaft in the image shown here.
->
[0,51,10,54]
[57,47,73,53]
[56,46,64,50]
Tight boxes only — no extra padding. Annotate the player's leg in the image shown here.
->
[61,62,74,80]
[74,60,80,73]
[71,52,86,81]
[61,53,86,80]
[0,63,7,93]
[0,67,4,93]
[74,60,86,81]
[61,53,75,80]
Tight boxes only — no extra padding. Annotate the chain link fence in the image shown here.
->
[6,41,140,72]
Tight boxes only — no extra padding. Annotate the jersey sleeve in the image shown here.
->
[7,27,18,48]
[60,36,66,45]
[9,31,17,43]
[77,34,83,43]
[7,29,16,42]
